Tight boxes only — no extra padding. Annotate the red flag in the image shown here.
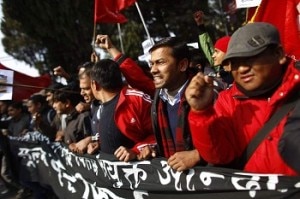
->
[94,0,127,23]
[117,0,136,11]
[0,63,51,101]
[247,0,300,60]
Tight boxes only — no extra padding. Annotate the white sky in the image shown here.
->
[0,0,39,77]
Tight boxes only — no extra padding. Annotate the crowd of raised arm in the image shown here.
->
[1,9,300,199]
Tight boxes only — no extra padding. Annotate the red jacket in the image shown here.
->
[115,54,155,97]
[189,59,300,175]
[115,87,155,154]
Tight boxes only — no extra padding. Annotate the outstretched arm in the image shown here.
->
[95,34,155,97]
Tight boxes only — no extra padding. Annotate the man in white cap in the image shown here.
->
[185,22,300,175]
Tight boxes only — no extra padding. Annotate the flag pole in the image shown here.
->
[93,21,97,44]
[135,2,151,40]
[92,0,98,53]
[0,82,79,94]
[218,0,229,36]
[117,23,125,53]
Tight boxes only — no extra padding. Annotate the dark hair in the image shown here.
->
[189,48,210,72]
[78,62,94,78]
[8,101,25,111]
[136,60,152,79]
[52,87,82,107]
[149,37,191,63]
[28,94,47,107]
[45,82,64,94]
[90,59,123,91]
[0,100,12,106]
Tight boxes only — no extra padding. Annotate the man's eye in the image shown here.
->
[158,60,165,65]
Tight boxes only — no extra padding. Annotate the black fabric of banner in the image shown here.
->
[7,132,300,199]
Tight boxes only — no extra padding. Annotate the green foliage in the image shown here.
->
[1,0,94,75]
[1,0,245,76]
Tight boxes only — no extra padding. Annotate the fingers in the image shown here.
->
[75,102,85,113]
[95,35,104,44]
[191,72,213,86]
[193,10,203,17]
[114,146,136,162]
[53,66,70,79]
[68,143,76,151]
[53,66,62,76]
[193,11,204,25]
[87,142,100,154]
[190,75,211,96]
[114,146,127,161]
[168,155,185,172]
[168,150,200,172]
[137,146,156,160]
[91,52,99,63]
[95,35,112,49]
[55,132,63,142]
[53,66,66,76]
[185,73,214,111]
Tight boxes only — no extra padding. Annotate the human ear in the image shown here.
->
[179,58,189,72]
[276,46,287,65]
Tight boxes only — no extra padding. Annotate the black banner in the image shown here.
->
[8,132,300,199]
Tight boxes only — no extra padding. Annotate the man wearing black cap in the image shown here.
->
[185,22,300,175]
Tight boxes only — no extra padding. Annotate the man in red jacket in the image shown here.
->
[90,59,155,162]
[95,35,204,171]
[185,22,300,175]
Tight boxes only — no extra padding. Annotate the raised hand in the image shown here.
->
[185,73,214,111]
[193,10,204,26]
[95,34,121,59]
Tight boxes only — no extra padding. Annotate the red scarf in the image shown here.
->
[151,89,193,158]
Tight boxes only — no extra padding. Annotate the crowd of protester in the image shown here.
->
[0,10,299,199]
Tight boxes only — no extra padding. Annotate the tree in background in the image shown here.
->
[1,0,245,76]
[1,0,95,75]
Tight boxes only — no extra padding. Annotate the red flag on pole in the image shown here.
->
[116,0,136,11]
[94,0,128,23]
[0,63,51,101]
[247,0,300,60]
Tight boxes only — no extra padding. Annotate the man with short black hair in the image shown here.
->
[90,59,155,162]
[96,35,205,171]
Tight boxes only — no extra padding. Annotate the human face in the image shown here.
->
[229,48,286,92]
[149,47,188,92]
[0,101,8,114]
[212,48,226,66]
[90,80,99,101]
[46,91,54,106]
[79,74,94,103]
[8,106,21,119]
[52,101,68,115]
[27,100,40,115]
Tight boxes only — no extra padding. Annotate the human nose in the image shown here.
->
[233,64,251,74]
[80,89,85,96]
[230,59,251,71]
[212,52,216,58]
[150,63,158,74]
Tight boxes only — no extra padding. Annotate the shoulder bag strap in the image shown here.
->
[239,94,299,168]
